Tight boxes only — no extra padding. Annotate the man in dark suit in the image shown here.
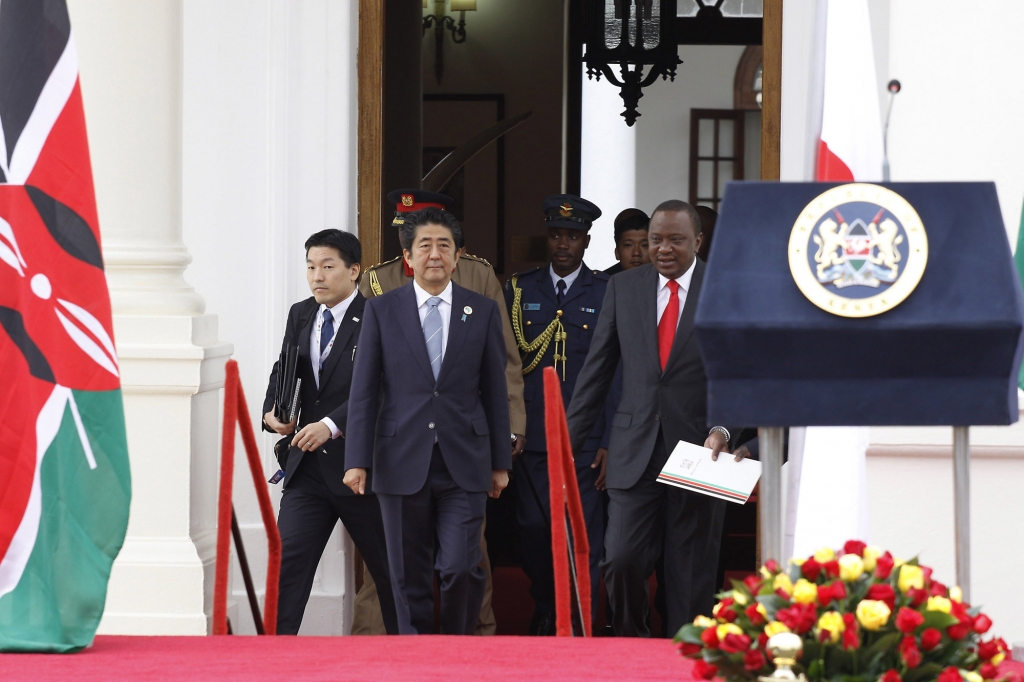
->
[504,194,609,635]
[344,207,511,635]
[262,229,398,635]
[566,200,747,638]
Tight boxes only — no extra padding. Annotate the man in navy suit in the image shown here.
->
[344,207,511,635]
[262,229,398,635]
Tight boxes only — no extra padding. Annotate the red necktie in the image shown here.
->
[658,280,680,370]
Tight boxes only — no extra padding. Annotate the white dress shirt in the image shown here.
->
[413,279,453,362]
[549,262,583,297]
[310,287,357,439]
[656,257,697,327]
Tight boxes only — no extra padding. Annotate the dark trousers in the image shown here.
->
[377,446,487,635]
[515,448,604,615]
[602,435,725,637]
[276,454,399,635]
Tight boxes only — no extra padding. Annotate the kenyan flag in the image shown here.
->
[0,1,131,652]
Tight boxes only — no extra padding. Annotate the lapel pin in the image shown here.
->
[462,305,472,322]
[352,316,360,322]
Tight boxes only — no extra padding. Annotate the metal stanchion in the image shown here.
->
[953,426,971,603]
[758,427,785,565]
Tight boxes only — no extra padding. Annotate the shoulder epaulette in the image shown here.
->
[460,253,492,268]
[591,269,611,281]
[510,266,543,280]
[364,255,403,273]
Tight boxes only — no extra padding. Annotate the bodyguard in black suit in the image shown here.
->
[262,229,398,635]
[345,207,511,635]
[503,194,609,635]
[566,200,748,637]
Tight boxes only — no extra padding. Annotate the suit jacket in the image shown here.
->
[359,253,526,435]
[262,293,366,496]
[566,260,737,490]
[346,281,512,495]
[503,264,609,453]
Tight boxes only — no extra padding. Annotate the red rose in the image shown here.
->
[802,557,822,581]
[817,583,834,607]
[744,575,763,594]
[722,608,738,623]
[841,627,860,650]
[700,627,719,648]
[951,600,969,619]
[764,559,780,573]
[676,642,703,657]
[929,580,948,597]
[745,603,765,626]
[937,667,962,682]
[844,540,867,556]
[823,560,840,579]
[879,670,902,682]
[818,629,831,643]
[973,614,992,634]
[896,607,926,634]
[907,587,928,607]
[777,603,817,635]
[977,639,1001,661]
[875,552,895,579]
[744,649,767,671]
[867,583,897,610]
[980,663,999,680]
[758,633,769,651]
[720,633,752,654]
[899,636,922,669]
[922,566,934,583]
[947,623,971,640]
[719,597,735,609]
[830,581,847,600]
[920,628,942,651]
[692,659,718,680]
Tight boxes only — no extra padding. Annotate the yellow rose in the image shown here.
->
[862,545,882,572]
[949,586,963,603]
[856,599,892,631]
[898,564,924,593]
[894,557,906,568]
[732,590,749,606]
[760,565,773,580]
[694,615,716,628]
[964,672,983,682]
[764,621,791,637]
[839,553,865,581]
[773,573,794,596]
[717,623,743,640]
[816,611,846,644]
[926,596,952,614]
[814,547,836,563]
[793,578,819,605]
[790,557,806,567]
[754,603,769,621]
[992,651,1006,666]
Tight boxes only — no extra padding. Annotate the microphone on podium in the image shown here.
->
[883,79,901,181]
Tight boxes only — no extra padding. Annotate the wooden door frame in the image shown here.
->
[357,0,384,269]
[356,1,783,263]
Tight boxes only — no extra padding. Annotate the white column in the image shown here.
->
[68,0,232,634]
[580,74,637,271]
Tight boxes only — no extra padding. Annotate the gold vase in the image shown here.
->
[757,632,808,682]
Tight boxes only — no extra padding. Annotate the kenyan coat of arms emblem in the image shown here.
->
[788,183,928,318]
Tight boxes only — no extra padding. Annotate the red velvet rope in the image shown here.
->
[213,360,282,635]
[543,367,592,637]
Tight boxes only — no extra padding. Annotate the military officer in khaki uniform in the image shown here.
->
[351,189,526,636]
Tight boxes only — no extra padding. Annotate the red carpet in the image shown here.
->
[1,636,1021,681]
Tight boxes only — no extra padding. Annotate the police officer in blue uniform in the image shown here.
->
[504,194,608,635]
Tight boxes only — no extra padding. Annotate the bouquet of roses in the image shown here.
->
[674,540,1017,682]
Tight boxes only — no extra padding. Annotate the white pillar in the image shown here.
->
[580,74,637,271]
[69,0,232,635]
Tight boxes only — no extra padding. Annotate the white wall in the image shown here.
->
[181,0,358,635]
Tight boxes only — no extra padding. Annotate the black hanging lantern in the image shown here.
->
[583,0,681,126]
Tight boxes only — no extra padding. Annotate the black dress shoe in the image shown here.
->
[528,610,556,636]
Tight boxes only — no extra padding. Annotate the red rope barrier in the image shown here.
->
[543,366,592,637]
[213,360,282,635]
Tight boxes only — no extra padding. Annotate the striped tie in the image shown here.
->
[423,296,443,381]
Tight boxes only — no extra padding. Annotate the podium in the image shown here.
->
[695,182,1024,600]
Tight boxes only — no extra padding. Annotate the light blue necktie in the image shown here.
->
[423,296,443,381]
